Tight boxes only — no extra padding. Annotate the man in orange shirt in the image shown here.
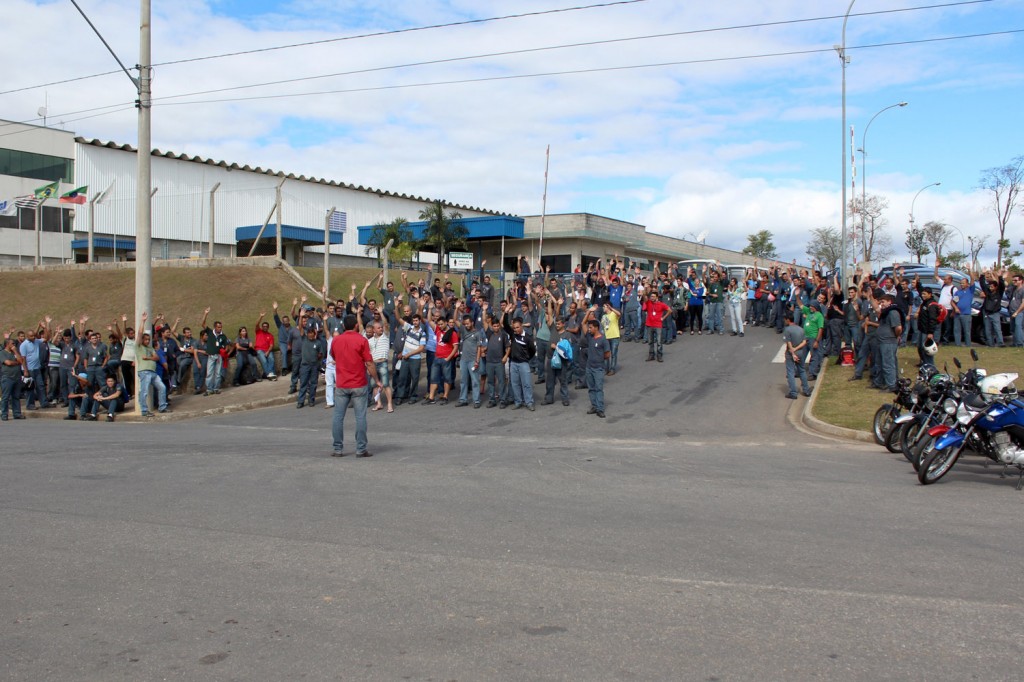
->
[330,315,380,458]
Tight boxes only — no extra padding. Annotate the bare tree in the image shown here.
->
[805,227,841,271]
[967,234,987,272]
[922,220,953,258]
[848,193,893,264]
[978,155,1023,267]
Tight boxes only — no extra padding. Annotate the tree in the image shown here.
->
[364,217,414,265]
[904,227,931,264]
[978,155,1023,267]
[848,193,893,263]
[805,226,841,271]
[940,251,967,269]
[418,200,467,272]
[742,230,778,259]
[921,220,953,258]
[967,234,987,272]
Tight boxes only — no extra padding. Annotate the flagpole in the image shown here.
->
[35,197,43,266]
[539,144,549,268]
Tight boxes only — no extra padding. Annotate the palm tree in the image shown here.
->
[364,217,414,265]
[418,200,467,272]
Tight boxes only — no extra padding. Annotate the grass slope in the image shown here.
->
[2,265,375,340]
[814,345,1024,432]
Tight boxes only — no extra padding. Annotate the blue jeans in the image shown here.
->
[605,338,619,372]
[1014,314,1024,347]
[983,312,1004,346]
[257,349,275,376]
[706,302,723,332]
[138,369,167,413]
[585,366,605,412]
[622,308,640,340]
[953,314,972,346]
[206,355,224,391]
[332,386,368,454]
[645,326,662,359]
[509,361,533,407]
[786,347,810,396]
[0,375,23,418]
[808,342,824,377]
[488,362,508,404]
[458,356,481,404]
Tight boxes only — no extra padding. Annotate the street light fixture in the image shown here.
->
[909,182,941,229]
[857,101,908,261]
[836,0,856,286]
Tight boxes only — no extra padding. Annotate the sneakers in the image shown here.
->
[587,406,597,414]
[541,399,553,405]
[64,414,77,420]
[785,393,798,399]
[486,401,497,408]
[596,411,605,418]
[562,400,570,406]
[439,397,449,406]
[527,403,535,411]
[423,398,436,405]
[106,414,115,422]
[455,401,468,407]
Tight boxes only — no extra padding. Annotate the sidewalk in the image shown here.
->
[21,373,303,423]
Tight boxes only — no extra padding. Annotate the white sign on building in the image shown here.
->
[448,251,473,270]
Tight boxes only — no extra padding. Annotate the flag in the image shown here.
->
[328,210,347,233]
[0,199,16,217]
[59,186,88,205]
[34,181,60,201]
[14,195,41,209]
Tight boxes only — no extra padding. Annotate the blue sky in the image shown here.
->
[4,0,1023,264]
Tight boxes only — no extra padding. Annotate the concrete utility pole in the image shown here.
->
[836,0,855,286]
[208,182,220,258]
[275,181,283,260]
[134,0,152,415]
[324,206,335,295]
[382,238,395,292]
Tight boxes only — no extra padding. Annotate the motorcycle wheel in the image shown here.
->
[884,420,903,453]
[918,437,965,485]
[910,433,933,472]
[872,404,897,446]
[901,416,930,464]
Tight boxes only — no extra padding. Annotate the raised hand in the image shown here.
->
[273,301,279,310]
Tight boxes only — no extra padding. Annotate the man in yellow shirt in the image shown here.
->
[601,302,621,375]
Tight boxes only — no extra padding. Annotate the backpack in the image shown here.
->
[932,300,947,324]
[556,338,574,362]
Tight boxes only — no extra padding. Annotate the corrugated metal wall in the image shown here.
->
[75,144,495,257]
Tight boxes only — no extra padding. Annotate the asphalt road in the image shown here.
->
[3,328,1023,680]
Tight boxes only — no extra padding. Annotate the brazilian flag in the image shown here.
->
[34,181,60,201]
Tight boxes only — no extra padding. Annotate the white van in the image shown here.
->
[675,259,750,282]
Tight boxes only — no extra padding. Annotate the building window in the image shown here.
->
[0,148,74,183]
[0,206,73,233]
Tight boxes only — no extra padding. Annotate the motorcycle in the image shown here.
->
[917,370,1023,486]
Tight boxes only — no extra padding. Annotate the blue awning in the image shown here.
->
[71,237,137,251]
[235,224,343,245]
[357,215,523,245]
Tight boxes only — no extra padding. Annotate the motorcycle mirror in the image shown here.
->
[954,357,961,369]
[971,349,979,362]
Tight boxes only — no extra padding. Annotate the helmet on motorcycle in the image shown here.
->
[923,339,938,356]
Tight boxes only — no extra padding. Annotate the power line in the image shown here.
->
[0,0,649,97]
[154,29,1024,108]
[147,0,998,104]
[0,0,991,98]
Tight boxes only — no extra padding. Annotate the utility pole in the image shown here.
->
[208,182,220,258]
[134,0,152,415]
[275,182,283,260]
[324,206,335,295]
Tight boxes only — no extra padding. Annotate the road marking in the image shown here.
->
[772,343,787,363]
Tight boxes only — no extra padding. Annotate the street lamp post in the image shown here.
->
[836,0,856,287]
[909,181,941,229]
[857,101,908,261]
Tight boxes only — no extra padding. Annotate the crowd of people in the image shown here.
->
[2,256,1020,437]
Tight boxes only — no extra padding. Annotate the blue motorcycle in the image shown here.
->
[917,371,1024,487]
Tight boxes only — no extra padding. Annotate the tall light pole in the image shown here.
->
[909,181,941,229]
[836,0,856,286]
[857,101,907,258]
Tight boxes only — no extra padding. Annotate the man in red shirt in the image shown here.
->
[641,290,670,362]
[253,313,277,380]
[330,315,379,457]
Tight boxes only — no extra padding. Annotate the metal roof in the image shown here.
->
[356,215,524,245]
[235,224,343,245]
[75,137,505,216]
[71,237,137,250]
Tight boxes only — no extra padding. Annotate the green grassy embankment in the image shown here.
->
[813,345,1024,432]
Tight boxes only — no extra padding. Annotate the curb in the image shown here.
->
[797,358,876,443]
[22,393,298,424]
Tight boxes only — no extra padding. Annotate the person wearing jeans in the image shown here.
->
[0,337,26,420]
[330,314,378,457]
[456,315,483,407]
[584,319,610,418]
[136,331,168,417]
[782,312,811,399]
[506,318,535,410]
